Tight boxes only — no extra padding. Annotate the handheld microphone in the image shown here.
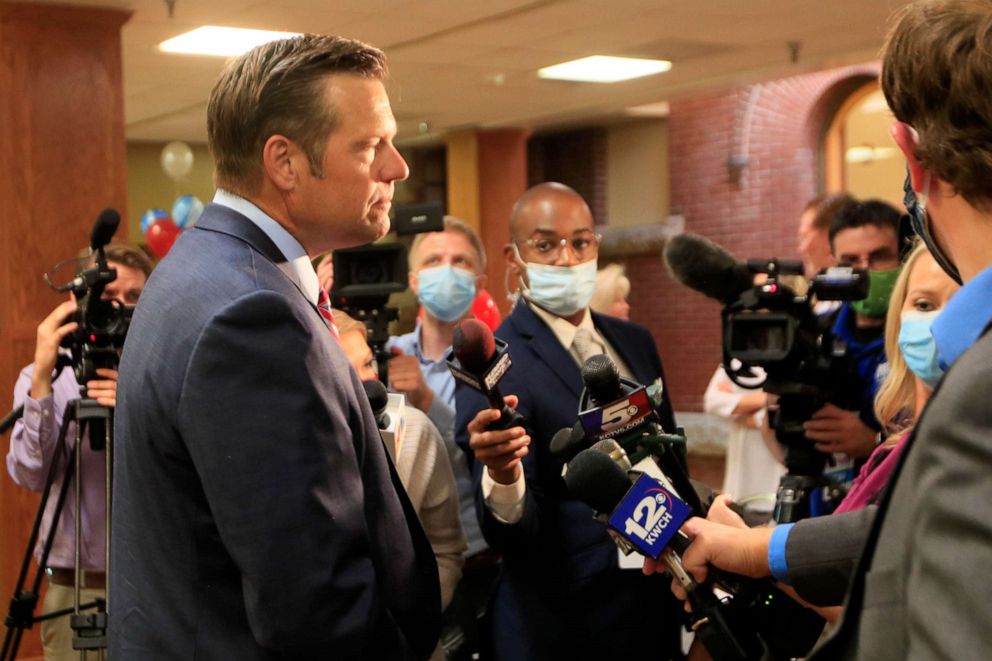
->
[564,446,824,660]
[549,421,588,463]
[447,319,525,431]
[362,380,390,430]
[565,447,692,559]
[663,233,753,305]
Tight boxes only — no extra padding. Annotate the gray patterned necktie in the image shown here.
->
[572,327,603,365]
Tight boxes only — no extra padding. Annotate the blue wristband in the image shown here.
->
[768,523,795,584]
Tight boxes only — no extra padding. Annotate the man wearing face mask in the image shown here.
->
[802,200,903,462]
[386,217,497,658]
[454,182,682,660]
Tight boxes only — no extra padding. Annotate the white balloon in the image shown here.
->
[160,141,194,181]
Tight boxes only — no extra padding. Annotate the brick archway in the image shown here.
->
[625,63,881,412]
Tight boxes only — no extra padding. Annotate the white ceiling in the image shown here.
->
[24,0,910,144]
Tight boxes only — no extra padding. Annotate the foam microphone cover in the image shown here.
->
[663,233,753,305]
[564,449,632,514]
[362,380,389,417]
[581,354,621,404]
[90,208,121,251]
[453,318,496,373]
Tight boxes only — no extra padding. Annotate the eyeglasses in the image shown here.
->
[521,233,602,262]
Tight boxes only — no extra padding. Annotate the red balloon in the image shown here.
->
[145,217,181,259]
[472,289,501,332]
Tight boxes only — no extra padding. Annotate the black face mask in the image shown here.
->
[902,170,963,285]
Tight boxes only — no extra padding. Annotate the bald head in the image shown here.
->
[509,182,594,243]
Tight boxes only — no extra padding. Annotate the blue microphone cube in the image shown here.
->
[608,474,692,559]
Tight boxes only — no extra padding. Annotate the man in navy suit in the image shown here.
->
[110,35,440,659]
[455,183,683,660]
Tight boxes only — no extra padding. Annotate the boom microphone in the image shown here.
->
[663,233,753,305]
[448,319,525,431]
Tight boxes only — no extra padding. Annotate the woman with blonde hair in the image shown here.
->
[833,241,958,513]
[589,263,631,320]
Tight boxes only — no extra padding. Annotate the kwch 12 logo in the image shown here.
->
[608,474,692,558]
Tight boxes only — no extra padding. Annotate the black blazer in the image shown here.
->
[110,204,440,659]
[455,303,681,660]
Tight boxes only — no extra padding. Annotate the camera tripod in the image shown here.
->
[2,389,113,660]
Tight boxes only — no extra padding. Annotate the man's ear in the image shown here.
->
[503,244,521,276]
[262,134,300,192]
[476,272,489,291]
[408,269,419,295]
[891,122,927,193]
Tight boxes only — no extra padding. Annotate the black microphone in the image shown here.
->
[447,319,525,431]
[549,422,588,463]
[362,380,390,430]
[663,233,753,305]
[564,445,823,660]
[564,447,692,558]
[90,208,121,251]
[581,354,623,405]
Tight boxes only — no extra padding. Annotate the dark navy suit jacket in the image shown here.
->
[110,204,440,659]
[455,303,683,660]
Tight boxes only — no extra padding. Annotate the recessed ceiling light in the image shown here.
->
[159,26,302,57]
[624,101,671,118]
[538,56,672,83]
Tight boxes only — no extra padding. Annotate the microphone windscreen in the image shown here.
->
[90,208,121,251]
[581,354,621,404]
[550,427,578,462]
[663,233,753,305]
[453,318,496,372]
[564,449,632,513]
[362,379,389,416]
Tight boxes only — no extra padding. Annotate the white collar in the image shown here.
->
[212,189,320,304]
[528,302,601,351]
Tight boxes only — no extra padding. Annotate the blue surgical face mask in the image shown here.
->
[417,264,477,322]
[515,245,597,316]
[898,310,945,389]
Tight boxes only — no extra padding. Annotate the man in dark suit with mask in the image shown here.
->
[456,183,683,660]
[111,34,440,659]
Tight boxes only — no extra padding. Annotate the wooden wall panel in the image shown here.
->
[0,3,130,656]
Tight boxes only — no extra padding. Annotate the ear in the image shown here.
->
[408,269,419,295]
[476,272,489,291]
[890,122,927,193]
[504,243,525,289]
[262,134,301,192]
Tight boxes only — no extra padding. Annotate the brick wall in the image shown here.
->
[626,64,880,412]
[528,127,609,225]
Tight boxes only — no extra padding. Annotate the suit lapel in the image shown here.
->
[508,304,583,398]
[196,204,327,328]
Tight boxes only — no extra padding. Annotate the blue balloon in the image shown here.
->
[141,208,170,235]
[172,195,204,229]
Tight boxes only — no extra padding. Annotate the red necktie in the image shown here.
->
[317,288,340,340]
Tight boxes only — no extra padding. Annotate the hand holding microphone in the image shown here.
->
[449,319,529,484]
[466,394,530,485]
